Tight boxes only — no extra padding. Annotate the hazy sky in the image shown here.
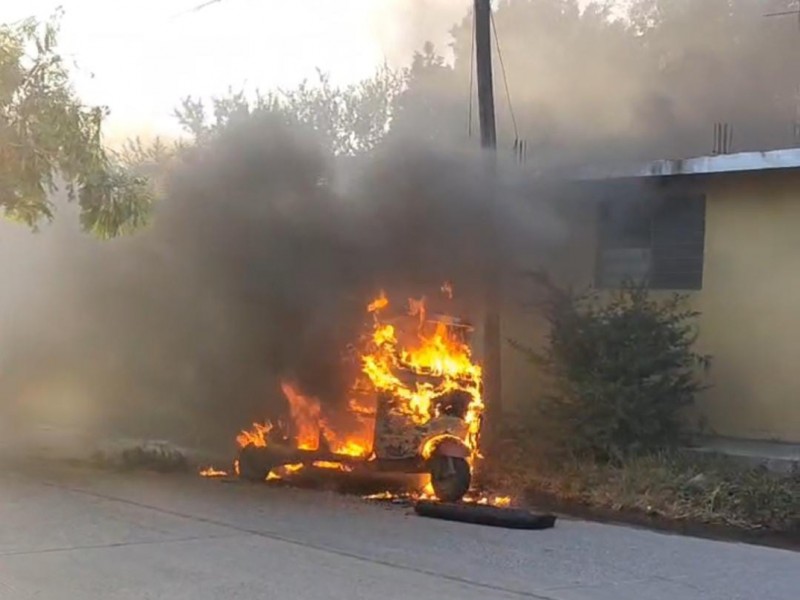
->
[1,0,472,140]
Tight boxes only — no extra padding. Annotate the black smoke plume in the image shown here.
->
[0,115,565,450]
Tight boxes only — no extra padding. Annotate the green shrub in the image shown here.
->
[513,273,710,461]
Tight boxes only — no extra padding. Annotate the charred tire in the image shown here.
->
[415,501,557,530]
[429,455,471,502]
[237,444,274,481]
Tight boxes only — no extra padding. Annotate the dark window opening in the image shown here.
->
[596,193,705,290]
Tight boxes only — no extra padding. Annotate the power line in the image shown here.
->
[764,9,800,17]
[763,1,800,28]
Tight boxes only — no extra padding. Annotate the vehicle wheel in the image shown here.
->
[429,454,471,502]
[237,444,274,481]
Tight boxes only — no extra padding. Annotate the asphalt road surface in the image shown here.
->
[1,460,797,600]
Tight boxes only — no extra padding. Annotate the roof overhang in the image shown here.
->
[577,147,800,181]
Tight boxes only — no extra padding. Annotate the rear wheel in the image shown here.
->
[428,454,471,502]
[238,444,275,481]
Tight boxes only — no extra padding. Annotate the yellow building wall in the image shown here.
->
[499,170,800,443]
[691,171,800,442]
[498,196,599,419]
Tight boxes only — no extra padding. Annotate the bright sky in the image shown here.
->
[0,0,472,141]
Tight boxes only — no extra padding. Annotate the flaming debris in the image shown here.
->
[312,461,354,472]
[367,291,389,313]
[363,491,396,501]
[236,422,271,448]
[199,466,229,477]
[364,488,513,508]
[266,463,306,481]
[465,495,512,508]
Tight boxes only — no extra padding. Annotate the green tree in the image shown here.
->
[174,66,406,156]
[388,42,468,145]
[0,13,153,237]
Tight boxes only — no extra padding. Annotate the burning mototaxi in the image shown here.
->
[233,287,484,502]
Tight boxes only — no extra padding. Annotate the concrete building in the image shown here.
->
[502,148,800,446]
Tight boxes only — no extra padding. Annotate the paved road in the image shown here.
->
[0,460,797,600]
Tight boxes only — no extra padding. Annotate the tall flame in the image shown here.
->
[235,382,372,458]
[233,285,484,480]
[360,293,484,451]
[236,422,272,448]
[281,381,322,450]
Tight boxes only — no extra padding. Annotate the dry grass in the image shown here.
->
[481,433,799,534]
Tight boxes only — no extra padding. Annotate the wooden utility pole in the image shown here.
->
[474,0,502,431]
[475,0,497,150]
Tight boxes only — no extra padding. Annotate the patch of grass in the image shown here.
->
[481,432,799,534]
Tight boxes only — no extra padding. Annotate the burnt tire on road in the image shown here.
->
[415,500,557,530]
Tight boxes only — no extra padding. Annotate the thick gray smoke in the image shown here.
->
[5,0,794,450]
[391,0,800,169]
[371,0,471,66]
[0,115,565,449]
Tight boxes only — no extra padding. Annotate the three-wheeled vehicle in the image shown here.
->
[237,312,481,502]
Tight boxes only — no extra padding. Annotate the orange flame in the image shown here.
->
[365,485,512,507]
[367,290,389,313]
[267,463,305,481]
[235,382,373,460]
[236,422,272,448]
[230,285,484,493]
[282,382,322,450]
[313,460,353,472]
[330,438,371,457]
[462,494,513,507]
[199,466,228,477]
[359,294,484,451]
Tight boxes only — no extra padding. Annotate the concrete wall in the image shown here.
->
[691,170,800,442]
[500,170,800,443]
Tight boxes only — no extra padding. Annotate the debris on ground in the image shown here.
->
[93,440,190,473]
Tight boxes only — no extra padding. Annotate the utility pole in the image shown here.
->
[475,0,497,150]
[474,0,502,433]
